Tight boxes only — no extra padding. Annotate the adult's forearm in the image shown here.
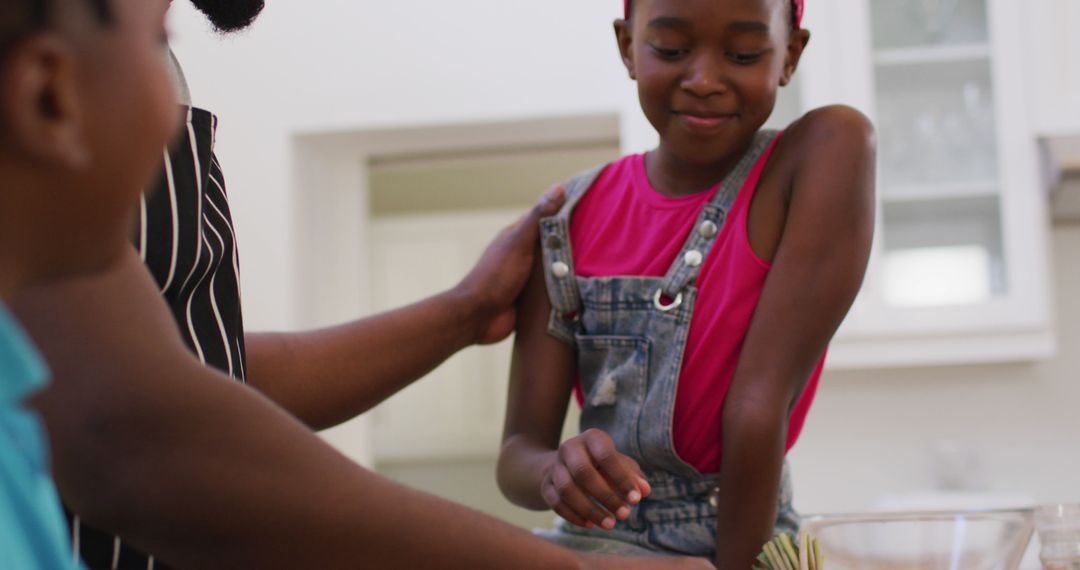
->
[246,288,485,430]
[244,188,572,431]
[14,254,589,570]
[39,373,589,570]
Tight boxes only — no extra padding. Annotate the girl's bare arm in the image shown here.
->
[714,106,877,569]
[497,247,649,530]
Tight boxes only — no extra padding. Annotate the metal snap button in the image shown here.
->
[699,221,718,238]
[545,235,563,250]
[708,486,721,508]
[653,289,684,312]
[683,250,703,268]
[551,261,570,278]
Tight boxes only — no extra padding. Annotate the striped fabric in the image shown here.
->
[69,107,248,570]
[139,108,247,381]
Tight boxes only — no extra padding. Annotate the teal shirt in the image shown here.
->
[0,303,82,569]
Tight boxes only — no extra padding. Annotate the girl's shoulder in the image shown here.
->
[789,104,874,133]
[562,153,642,203]
[595,153,641,184]
[778,105,876,162]
[745,106,876,261]
[764,105,876,197]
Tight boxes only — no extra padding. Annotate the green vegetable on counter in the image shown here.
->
[754,532,825,570]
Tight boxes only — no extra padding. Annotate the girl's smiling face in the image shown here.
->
[616,0,809,167]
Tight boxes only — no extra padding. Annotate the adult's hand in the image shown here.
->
[455,185,565,345]
[243,184,565,429]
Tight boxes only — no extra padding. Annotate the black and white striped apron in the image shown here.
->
[68,106,248,570]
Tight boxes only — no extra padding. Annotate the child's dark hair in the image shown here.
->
[1,0,111,59]
[625,0,800,30]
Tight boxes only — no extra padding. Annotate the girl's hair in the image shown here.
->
[624,0,803,30]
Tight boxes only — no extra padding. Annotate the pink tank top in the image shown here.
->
[569,140,824,474]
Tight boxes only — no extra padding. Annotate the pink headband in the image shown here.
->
[623,0,804,28]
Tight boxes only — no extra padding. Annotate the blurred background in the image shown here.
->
[167,0,1079,538]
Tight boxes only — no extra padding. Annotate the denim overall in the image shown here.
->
[536,130,798,558]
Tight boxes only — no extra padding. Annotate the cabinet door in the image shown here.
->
[806,0,1053,367]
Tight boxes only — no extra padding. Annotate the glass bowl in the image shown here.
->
[800,509,1035,570]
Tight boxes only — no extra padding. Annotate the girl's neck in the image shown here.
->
[644,141,749,198]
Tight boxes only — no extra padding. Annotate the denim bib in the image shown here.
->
[536,130,798,557]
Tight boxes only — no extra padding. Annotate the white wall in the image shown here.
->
[789,223,1080,513]
[167,0,635,330]
[1022,0,1080,136]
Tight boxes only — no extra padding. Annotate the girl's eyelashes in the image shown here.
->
[728,51,767,65]
[648,44,690,60]
[646,44,770,65]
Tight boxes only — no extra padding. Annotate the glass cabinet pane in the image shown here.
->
[875,59,998,193]
[881,197,1006,308]
[870,0,989,50]
[869,0,1008,310]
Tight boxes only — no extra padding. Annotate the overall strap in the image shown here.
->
[657,130,779,303]
[540,164,608,342]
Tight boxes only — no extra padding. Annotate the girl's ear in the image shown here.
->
[780,29,811,87]
[0,34,89,169]
[613,19,636,81]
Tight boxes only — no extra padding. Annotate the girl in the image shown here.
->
[497,0,876,567]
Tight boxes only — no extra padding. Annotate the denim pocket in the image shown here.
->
[575,334,650,459]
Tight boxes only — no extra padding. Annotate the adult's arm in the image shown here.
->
[15,250,706,570]
[713,106,876,569]
[246,186,565,430]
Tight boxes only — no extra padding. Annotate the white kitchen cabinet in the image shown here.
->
[768,0,1053,367]
[1022,0,1080,137]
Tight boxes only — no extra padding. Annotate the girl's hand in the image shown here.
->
[541,428,652,530]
